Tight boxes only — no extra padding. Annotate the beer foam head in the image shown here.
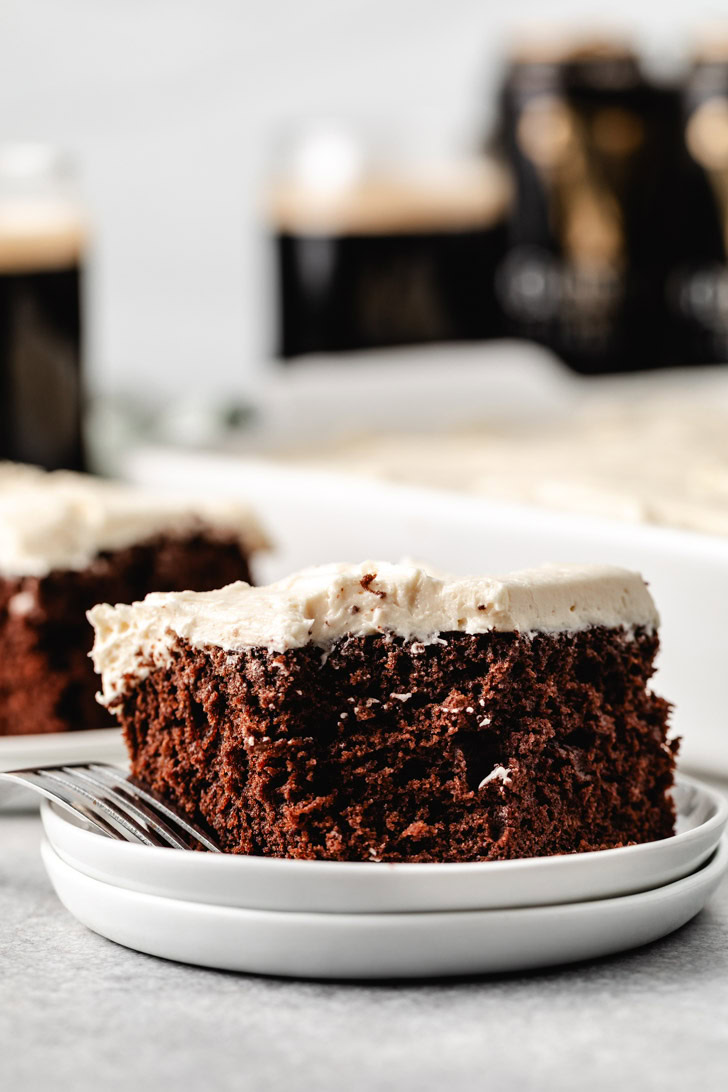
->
[267,159,512,235]
[0,199,87,273]
[0,145,87,272]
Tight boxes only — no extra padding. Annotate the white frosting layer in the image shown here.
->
[0,464,269,578]
[89,560,658,704]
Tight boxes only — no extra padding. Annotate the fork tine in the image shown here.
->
[45,767,178,849]
[64,765,190,850]
[10,769,155,845]
[1,763,222,852]
[4,769,118,839]
[90,764,222,853]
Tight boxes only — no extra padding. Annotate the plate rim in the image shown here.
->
[40,833,728,925]
[41,771,727,877]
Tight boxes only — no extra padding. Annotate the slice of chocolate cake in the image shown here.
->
[91,563,676,860]
[0,464,268,736]
[89,561,676,862]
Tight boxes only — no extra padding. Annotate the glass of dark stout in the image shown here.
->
[0,145,87,470]
[495,37,689,374]
[266,124,511,360]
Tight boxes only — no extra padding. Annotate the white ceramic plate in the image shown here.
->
[0,730,126,811]
[40,836,728,979]
[40,774,727,914]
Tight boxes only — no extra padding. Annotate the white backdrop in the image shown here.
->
[0,0,719,397]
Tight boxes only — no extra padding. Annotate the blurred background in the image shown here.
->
[4,0,728,475]
[3,1,728,402]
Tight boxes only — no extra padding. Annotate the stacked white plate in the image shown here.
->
[40,774,727,979]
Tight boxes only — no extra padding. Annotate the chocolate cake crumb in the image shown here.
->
[360,573,386,597]
[116,626,675,862]
[0,534,252,736]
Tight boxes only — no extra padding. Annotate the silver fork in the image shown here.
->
[0,763,221,852]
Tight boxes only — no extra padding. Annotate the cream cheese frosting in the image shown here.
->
[89,560,658,704]
[0,463,269,578]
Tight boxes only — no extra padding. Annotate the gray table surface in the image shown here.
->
[2,796,728,1092]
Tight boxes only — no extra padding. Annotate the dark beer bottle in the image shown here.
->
[496,38,684,374]
[667,40,728,365]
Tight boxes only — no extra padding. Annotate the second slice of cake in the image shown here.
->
[0,464,268,736]
[89,561,676,862]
